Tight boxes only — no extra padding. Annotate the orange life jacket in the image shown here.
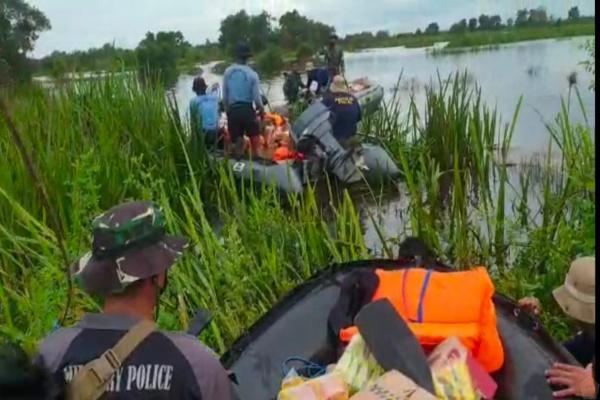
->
[264,112,286,127]
[339,267,504,373]
[273,147,304,163]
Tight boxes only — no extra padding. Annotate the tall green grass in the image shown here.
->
[361,73,594,338]
[0,77,369,352]
[0,70,594,353]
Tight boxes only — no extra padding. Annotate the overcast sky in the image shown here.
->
[29,0,595,58]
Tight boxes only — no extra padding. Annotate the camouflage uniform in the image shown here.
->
[283,71,305,104]
[324,45,345,78]
[36,201,233,399]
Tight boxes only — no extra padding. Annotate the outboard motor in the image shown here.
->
[291,103,363,184]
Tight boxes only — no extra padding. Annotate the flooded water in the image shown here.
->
[173,37,595,254]
[176,37,594,157]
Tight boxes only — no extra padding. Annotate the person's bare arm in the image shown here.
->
[222,70,230,112]
[252,72,264,114]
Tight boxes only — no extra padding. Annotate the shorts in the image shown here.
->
[227,103,260,142]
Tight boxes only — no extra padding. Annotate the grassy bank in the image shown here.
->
[445,22,595,48]
[0,72,594,353]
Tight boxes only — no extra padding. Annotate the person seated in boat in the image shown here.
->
[518,256,596,399]
[189,77,220,150]
[271,128,305,164]
[283,68,305,104]
[35,201,233,400]
[257,112,295,162]
[322,75,362,149]
[263,111,286,128]
[305,61,329,96]
[223,41,265,159]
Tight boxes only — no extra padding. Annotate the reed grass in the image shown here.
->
[0,70,594,353]
[362,73,594,338]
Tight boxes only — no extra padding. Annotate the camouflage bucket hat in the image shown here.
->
[71,201,188,296]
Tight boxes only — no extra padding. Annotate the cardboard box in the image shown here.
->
[350,370,437,400]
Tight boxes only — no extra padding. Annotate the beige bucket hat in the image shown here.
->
[329,75,348,93]
[553,256,595,324]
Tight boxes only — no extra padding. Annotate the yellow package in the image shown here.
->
[278,373,349,400]
[427,337,478,400]
[431,361,477,400]
[334,334,385,394]
[280,368,307,391]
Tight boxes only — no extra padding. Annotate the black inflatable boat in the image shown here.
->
[221,259,578,400]
[210,153,305,195]
[210,102,401,194]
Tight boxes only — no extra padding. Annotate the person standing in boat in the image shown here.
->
[283,67,305,104]
[223,41,265,159]
[305,61,329,96]
[518,256,596,399]
[189,77,220,151]
[324,34,345,81]
[322,75,362,149]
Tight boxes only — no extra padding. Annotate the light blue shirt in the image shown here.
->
[189,94,219,131]
[222,63,263,108]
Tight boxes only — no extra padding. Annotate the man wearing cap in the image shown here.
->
[324,34,345,80]
[35,201,233,399]
[519,256,596,399]
[223,41,265,159]
[322,75,362,149]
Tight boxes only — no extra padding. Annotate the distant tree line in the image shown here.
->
[34,9,335,81]
[1,1,594,85]
[423,6,589,35]
[40,44,137,79]
[218,10,334,57]
[217,10,334,75]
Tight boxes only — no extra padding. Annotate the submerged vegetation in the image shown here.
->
[0,67,595,355]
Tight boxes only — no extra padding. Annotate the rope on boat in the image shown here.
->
[282,356,327,379]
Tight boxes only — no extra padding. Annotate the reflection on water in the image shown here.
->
[172,39,594,253]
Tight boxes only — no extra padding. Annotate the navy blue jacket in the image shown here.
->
[307,69,329,92]
[322,92,362,141]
